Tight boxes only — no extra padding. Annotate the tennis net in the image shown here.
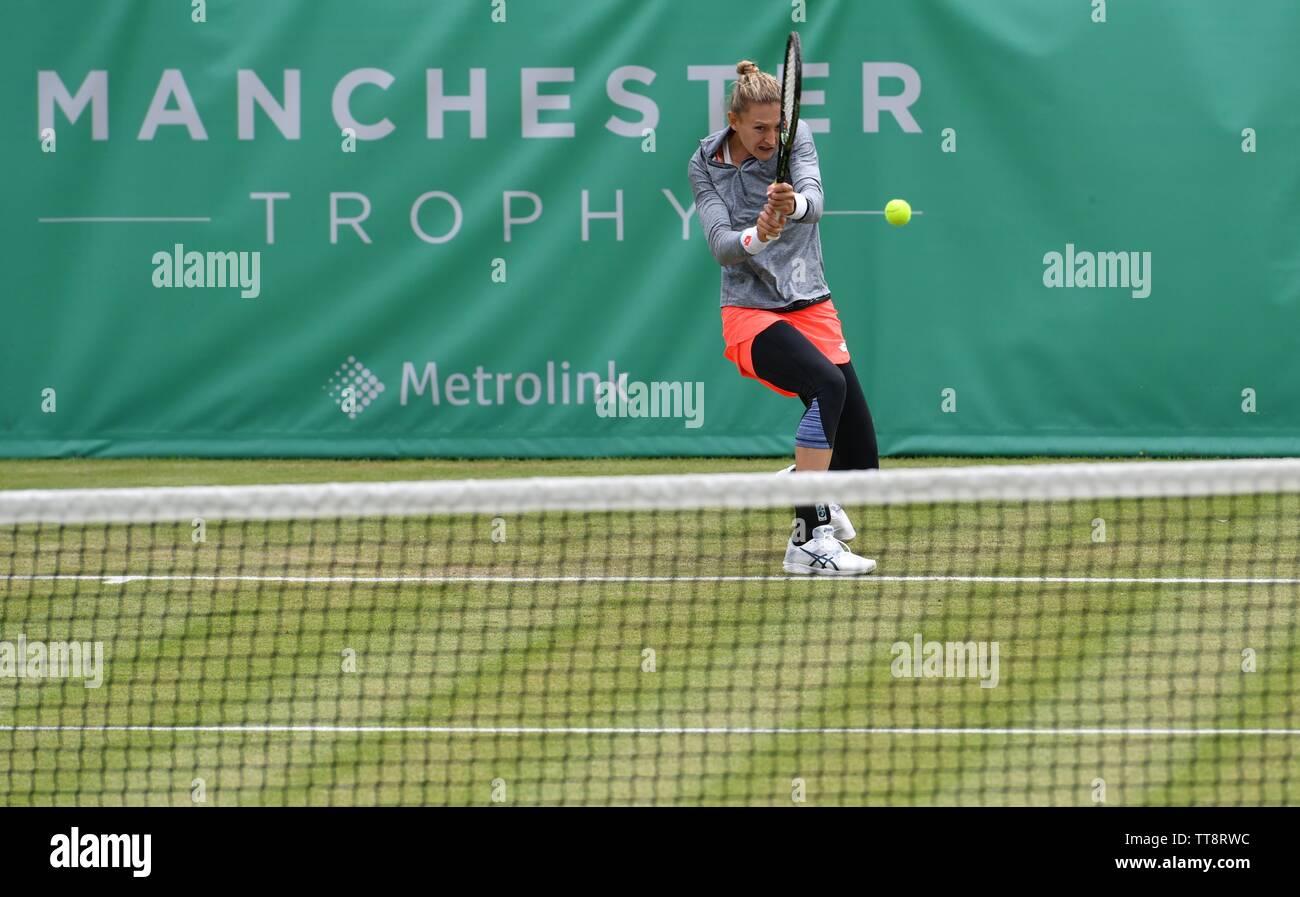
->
[2,459,1299,806]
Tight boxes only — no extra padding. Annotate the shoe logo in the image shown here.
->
[797,545,839,570]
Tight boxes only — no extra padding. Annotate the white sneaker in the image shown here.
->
[783,524,877,576]
[775,464,856,541]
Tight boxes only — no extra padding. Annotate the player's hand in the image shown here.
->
[766,182,797,217]
[757,203,786,242]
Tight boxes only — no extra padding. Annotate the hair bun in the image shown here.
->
[735,60,759,76]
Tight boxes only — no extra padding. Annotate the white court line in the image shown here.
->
[37,217,211,223]
[2,725,1297,736]
[6,573,1300,585]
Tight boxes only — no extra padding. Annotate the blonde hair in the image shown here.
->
[729,60,781,118]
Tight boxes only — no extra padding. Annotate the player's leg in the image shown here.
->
[752,322,858,534]
[829,361,879,472]
[776,361,877,534]
[750,322,874,575]
[811,360,879,542]
[751,321,844,532]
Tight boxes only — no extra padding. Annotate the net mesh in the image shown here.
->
[2,460,1298,806]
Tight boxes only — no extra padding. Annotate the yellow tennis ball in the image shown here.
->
[885,198,911,227]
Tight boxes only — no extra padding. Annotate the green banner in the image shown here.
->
[3,0,1298,458]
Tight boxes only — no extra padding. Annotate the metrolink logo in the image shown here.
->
[400,359,622,408]
[324,356,386,419]
[1042,243,1152,299]
[340,358,701,425]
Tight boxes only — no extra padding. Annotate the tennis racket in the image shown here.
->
[773,30,803,187]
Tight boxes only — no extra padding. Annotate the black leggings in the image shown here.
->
[750,321,879,471]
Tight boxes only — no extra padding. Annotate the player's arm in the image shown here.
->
[773,120,822,223]
[688,154,778,264]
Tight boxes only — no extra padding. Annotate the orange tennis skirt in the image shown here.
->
[722,297,850,397]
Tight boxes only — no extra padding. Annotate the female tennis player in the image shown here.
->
[687,60,879,575]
